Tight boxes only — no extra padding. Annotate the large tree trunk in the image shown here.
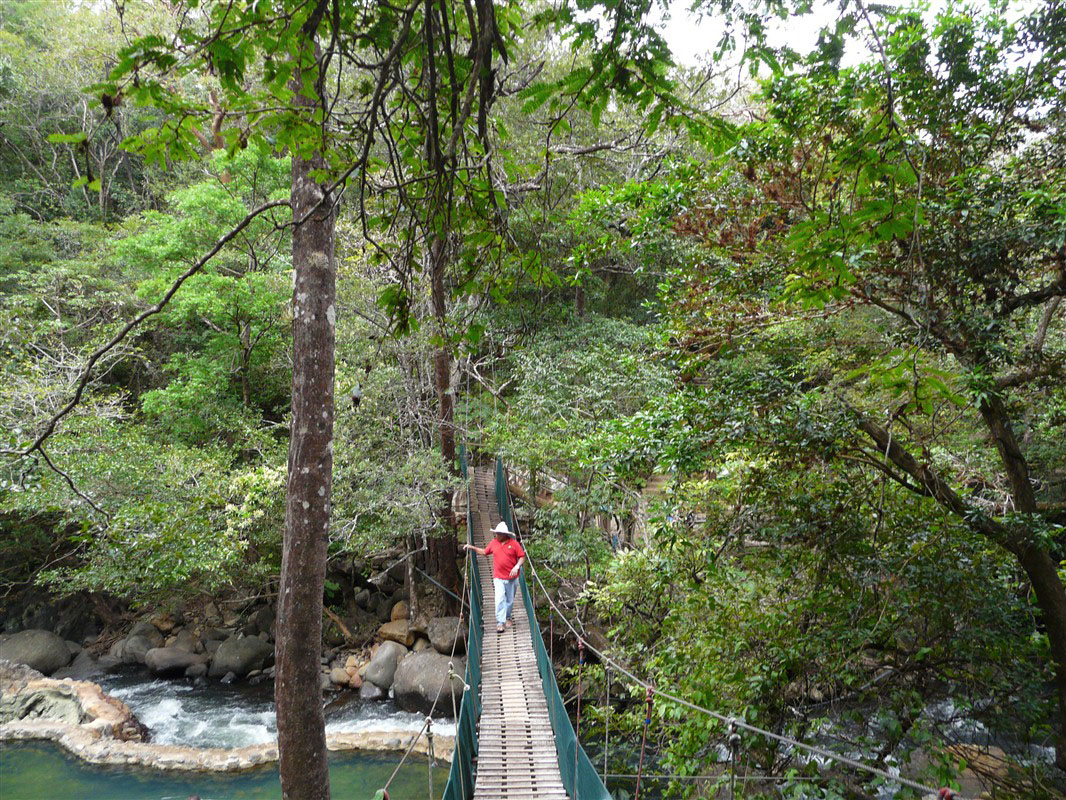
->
[858,413,1066,769]
[275,31,334,800]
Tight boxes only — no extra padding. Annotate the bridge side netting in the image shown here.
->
[441,446,483,800]
[496,456,611,800]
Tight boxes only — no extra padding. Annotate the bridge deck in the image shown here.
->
[470,467,569,800]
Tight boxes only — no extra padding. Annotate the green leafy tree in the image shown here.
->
[666,0,1066,770]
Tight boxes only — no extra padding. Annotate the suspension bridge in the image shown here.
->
[378,451,959,800]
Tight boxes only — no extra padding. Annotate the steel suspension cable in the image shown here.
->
[501,483,956,800]
[603,667,610,783]
[574,638,586,800]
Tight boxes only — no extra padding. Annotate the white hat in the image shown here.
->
[492,521,513,536]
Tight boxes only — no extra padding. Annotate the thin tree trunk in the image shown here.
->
[275,28,334,800]
[430,235,460,613]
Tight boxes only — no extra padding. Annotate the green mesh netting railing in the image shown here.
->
[495,456,611,800]
[440,445,483,800]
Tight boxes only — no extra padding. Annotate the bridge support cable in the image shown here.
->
[495,455,961,800]
[438,444,484,800]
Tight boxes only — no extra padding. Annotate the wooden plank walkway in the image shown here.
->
[470,467,569,800]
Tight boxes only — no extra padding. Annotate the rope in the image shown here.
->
[426,717,435,799]
[634,687,653,800]
[414,564,464,602]
[524,556,957,798]
[501,480,956,800]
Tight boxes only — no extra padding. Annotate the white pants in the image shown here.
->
[493,577,517,626]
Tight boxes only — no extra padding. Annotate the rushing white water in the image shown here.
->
[98,672,455,749]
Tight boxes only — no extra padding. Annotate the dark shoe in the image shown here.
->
[496,624,505,633]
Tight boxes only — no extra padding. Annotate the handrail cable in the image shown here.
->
[501,471,955,800]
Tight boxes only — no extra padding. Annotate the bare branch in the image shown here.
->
[7,198,290,460]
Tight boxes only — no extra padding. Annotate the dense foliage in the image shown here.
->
[0,0,1063,796]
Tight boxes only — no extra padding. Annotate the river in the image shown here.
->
[1,669,453,799]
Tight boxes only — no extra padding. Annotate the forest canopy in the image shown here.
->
[0,0,1063,796]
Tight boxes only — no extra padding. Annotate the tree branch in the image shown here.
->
[5,198,290,460]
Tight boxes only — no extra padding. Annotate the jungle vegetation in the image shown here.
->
[0,0,1063,796]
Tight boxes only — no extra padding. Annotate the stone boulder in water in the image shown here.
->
[0,630,73,675]
[122,622,165,665]
[208,636,273,679]
[144,648,209,677]
[364,641,407,690]
[392,651,465,717]
[427,617,466,656]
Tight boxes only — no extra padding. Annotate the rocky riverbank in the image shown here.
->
[0,661,452,771]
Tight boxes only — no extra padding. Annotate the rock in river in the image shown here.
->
[427,617,467,656]
[208,636,273,680]
[0,630,73,675]
[392,651,465,717]
[144,648,208,678]
[364,641,407,690]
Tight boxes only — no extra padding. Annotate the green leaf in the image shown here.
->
[48,132,87,144]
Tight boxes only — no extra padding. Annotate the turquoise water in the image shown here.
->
[0,741,448,800]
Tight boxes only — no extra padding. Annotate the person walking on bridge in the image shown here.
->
[464,521,525,633]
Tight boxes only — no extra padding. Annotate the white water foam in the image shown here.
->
[100,672,456,748]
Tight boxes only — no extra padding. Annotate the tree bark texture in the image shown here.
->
[275,33,334,800]
[858,414,1066,768]
[430,234,461,612]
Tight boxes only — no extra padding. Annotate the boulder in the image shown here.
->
[347,671,363,689]
[121,635,158,665]
[359,681,386,701]
[203,626,232,641]
[0,630,73,675]
[371,594,393,623]
[204,602,222,623]
[364,641,408,690]
[168,628,203,654]
[144,648,208,677]
[390,601,409,622]
[413,637,432,653]
[128,622,164,649]
[427,617,467,656]
[185,662,208,679]
[52,649,104,681]
[330,667,350,686]
[378,621,414,647]
[221,605,242,628]
[208,636,274,679]
[243,606,274,638]
[97,654,121,672]
[149,613,179,634]
[108,639,125,660]
[353,590,370,609]
[0,681,88,725]
[392,651,466,717]
[122,622,164,664]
